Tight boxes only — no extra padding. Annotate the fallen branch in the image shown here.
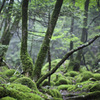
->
[36,35,100,87]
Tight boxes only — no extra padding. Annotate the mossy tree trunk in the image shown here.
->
[75,0,90,70]
[33,0,63,81]
[67,0,75,72]
[0,0,14,45]
[20,0,34,78]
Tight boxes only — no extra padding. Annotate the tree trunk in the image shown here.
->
[0,0,14,45]
[33,0,63,81]
[20,0,34,78]
[75,0,90,70]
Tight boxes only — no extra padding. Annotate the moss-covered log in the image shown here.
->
[33,0,64,81]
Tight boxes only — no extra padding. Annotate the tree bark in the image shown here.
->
[36,35,100,87]
[20,0,34,78]
[33,0,63,81]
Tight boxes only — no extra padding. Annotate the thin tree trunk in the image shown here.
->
[75,0,90,68]
[33,0,63,81]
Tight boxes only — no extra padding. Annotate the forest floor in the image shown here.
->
[0,59,100,100]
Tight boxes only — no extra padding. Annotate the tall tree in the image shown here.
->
[20,0,34,78]
[33,0,64,81]
[0,0,14,45]
[75,0,90,70]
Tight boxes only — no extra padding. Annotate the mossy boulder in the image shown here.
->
[75,71,94,82]
[55,78,69,86]
[93,73,100,80]
[40,79,54,86]
[0,96,16,100]
[42,89,62,98]
[0,84,43,100]
[13,77,38,90]
[7,83,32,93]
[64,71,79,77]
[58,85,73,90]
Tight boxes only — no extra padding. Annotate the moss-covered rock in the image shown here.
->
[0,96,16,100]
[55,78,68,85]
[7,83,32,93]
[42,89,62,98]
[90,83,100,92]
[13,77,38,90]
[0,84,43,100]
[75,71,94,82]
[4,69,17,77]
[58,85,73,90]
[64,71,79,77]
[93,73,100,80]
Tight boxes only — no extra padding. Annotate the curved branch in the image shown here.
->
[36,35,100,87]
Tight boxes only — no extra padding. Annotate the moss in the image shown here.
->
[0,72,8,81]
[13,77,38,90]
[40,79,54,86]
[0,77,6,84]
[7,83,32,93]
[75,71,94,82]
[42,89,62,98]
[4,69,17,77]
[55,76,73,86]
[93,73,100,80]
[0,66,8,72]
[52,97,63,100]
[42,59,61,75]
[75,81,94,91]
[0,96,16,100]
[55,78,68,86]
[9,75,19,82]
[81,71,94,82]
[57,85,73,90]
[0,84,43,100]
[67,60,80,71]
[90,83,100,92]
[67,85,76,91]
[53,73,63,82]
[65,71,79,77]
[20,52,34,78]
